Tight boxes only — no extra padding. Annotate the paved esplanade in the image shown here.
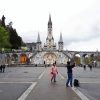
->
[26,67,81,100]
[1,66,100,100]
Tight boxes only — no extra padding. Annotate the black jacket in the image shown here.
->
[67,63,75,73]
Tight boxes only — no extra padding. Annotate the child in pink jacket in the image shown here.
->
[50,63,58,82]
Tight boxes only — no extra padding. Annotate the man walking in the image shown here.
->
[66,61,75,87]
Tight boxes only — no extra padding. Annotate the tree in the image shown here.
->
[74,56,80,65]
[9,28,22,49]
[84,57,89,65]
[1,15,5,27]
[0,15,24,50]
[0,26,11,50]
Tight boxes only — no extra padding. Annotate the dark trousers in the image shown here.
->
[2,68,5,72]
[0,67,2,72]
[66,73,73,87]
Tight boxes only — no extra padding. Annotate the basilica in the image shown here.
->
[31,15,70,64]
[0,15,99,66]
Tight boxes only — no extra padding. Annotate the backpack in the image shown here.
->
[74,79,79,87]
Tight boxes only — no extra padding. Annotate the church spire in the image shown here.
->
[48,14,52,28]
[59,33,63,42]
[49,14,51,22]
[36,32,42,51]
[37,32,41,42]
[58,33,63,51]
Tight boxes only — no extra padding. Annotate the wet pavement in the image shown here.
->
[0,83,30,100]
[58,67,100,100]
[26,68,81,100]
[78,83,100,100]
[0,66,100,100]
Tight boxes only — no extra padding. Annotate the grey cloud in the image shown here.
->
[63,29,100,47]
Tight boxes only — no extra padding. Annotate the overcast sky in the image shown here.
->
[0,0,100,51]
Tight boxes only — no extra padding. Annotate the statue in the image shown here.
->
[1,15,5,27]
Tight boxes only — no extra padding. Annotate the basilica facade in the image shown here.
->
[31,15,71,64]
[0,15,99,66]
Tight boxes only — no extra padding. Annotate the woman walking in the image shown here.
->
[50,63,58,82]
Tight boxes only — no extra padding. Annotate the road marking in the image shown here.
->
[18,82,37,100]
[71,87,89,100]
[0,82,33,84]
[80,81,100,83]
[58,73,65,79]
[38,69,46,79]
[58,72,91,100]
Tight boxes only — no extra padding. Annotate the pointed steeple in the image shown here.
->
[59,33,63,42]
[58,33,63,51]
[37,32,41,42]
[48,14,52,28]
[49,14,51,22]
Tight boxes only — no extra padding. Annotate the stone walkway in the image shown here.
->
[0,66,100,100]
[26,68,81,100]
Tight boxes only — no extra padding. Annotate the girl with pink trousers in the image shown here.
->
[50,63,58,82]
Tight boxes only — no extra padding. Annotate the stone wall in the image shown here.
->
[97,62,100,67]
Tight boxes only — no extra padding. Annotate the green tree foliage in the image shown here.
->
[9,28,22,49]
[95,55,100,62]
[1,15,5,27]
[0,15,24,50]
[74,56,80,65]
[84,57,89,64]
[90,54,94,62]
[0,26,11,50]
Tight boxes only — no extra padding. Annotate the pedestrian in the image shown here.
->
[83,65,86,70]
[0,65,2,72]
[0,65,3,72]
[50,63,58,82]
[66,61,75,87]
[88,64,92,71]
[2,64,5,72]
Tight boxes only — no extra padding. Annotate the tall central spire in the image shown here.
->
[48,14,52,28]
[43,14,56,50]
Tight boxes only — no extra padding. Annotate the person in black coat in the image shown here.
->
[0,65,2,72]
[2,65,5,72]
[66,61,75,87]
